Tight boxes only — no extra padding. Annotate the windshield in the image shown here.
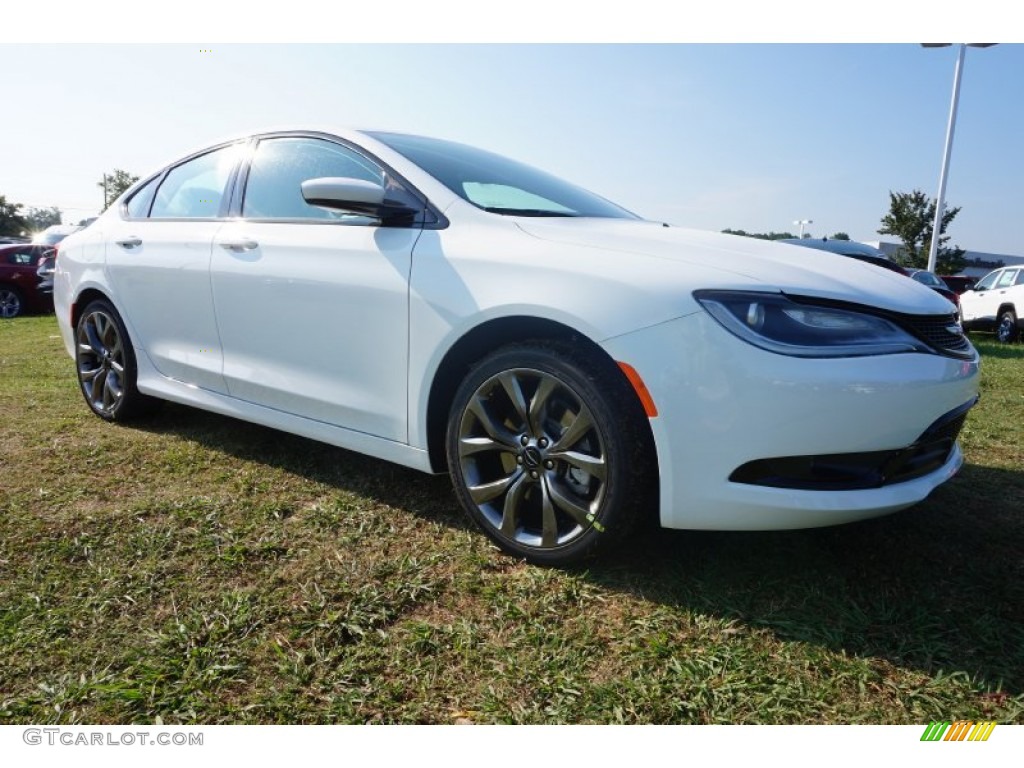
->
[368,132,639,219]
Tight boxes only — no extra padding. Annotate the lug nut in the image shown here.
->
[544,460,554,469]
[538,438,548,448]
[516,455,523,464]
[521,435,530,446]
[530,470,539,479]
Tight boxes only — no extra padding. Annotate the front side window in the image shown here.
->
[150,144,244,219]
[6,249,35,265]
[242,137,384,220]
[974,271,1000,291]
[996,269,1019,289]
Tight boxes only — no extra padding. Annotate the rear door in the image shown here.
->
[104,143,247,392]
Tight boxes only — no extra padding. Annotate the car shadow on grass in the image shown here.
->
[134,405,1024,696]
[592,462,1024,696]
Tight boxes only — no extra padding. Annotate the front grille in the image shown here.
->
[900,313,972,357]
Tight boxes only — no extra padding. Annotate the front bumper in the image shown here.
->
[601,312,980,530]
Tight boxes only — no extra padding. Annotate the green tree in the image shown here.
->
[831,232,851,240]
[0,195,28,237]
[98,169,140,210]
[722,229,797,241]
[25,206,63,232]
[877,189,965,273]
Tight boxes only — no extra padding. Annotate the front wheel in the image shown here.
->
[446,341,655,566]
[75,299,160,421]
[0,286,24,318]
[996,309,1019,344]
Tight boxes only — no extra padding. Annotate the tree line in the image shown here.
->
[0,169,139,238]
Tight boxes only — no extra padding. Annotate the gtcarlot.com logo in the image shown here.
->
[920,721,997,742]
[23,728,203,747]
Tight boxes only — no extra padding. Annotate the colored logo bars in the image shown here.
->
[921,721,997,742]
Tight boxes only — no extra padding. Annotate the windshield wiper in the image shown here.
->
[481,207,579,217]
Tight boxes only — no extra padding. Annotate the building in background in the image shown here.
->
[865,241,1024,278]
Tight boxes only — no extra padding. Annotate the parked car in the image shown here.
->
[779,238,908,275]
[36,253,55,298]
[54,129,979,565]
[959,266,1024,343]
[940,275,977,295]
[906,269,960,307]
[32,224,82,246]
[0,243,56,317]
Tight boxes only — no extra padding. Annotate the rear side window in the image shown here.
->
[125,177,159,219]
[150,144,243,219]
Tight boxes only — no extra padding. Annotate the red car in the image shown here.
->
[940,275,978,295]
[0,243,56,318]
[906,269,961,312]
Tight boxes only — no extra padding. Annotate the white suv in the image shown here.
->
[960,266,1024,343]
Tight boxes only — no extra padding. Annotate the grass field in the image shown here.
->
[1,314,1022,724]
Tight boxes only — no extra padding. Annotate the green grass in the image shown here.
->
[1,315,1022,724]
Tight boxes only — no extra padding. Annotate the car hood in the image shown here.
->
[515,218,953,316]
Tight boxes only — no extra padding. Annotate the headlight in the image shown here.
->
[694,291,931,358]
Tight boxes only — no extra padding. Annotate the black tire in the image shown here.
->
[445,340,656,566]
[0,285,24,318]
[75,299,161,421]
[996,308,1019,344]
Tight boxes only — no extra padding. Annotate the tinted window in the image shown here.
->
[243,137,383,220]
[6,249,36,265]
[125,177,159,218]
[150,144,242,219]
[369,132,638,219]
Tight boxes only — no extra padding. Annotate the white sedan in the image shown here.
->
[54,129,980,565]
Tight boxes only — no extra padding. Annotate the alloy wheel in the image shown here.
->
[76,307,127,417]
[456,368,608,550]
[0,288,22,318]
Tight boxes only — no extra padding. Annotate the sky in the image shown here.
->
[2,9,1022,255]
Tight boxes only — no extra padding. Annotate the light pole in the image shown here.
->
[793,219,812,238]
[921,43,994,273]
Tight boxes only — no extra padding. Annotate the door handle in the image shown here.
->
[218,238,259,252]
[116,237,142,249]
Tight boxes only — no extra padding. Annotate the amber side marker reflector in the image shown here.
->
[617,361,658,418]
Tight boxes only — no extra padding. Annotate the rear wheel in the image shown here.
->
[996,308,1019,344]
[446,341,655,566]
[0,286,24,318]
[75,299,160,421]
